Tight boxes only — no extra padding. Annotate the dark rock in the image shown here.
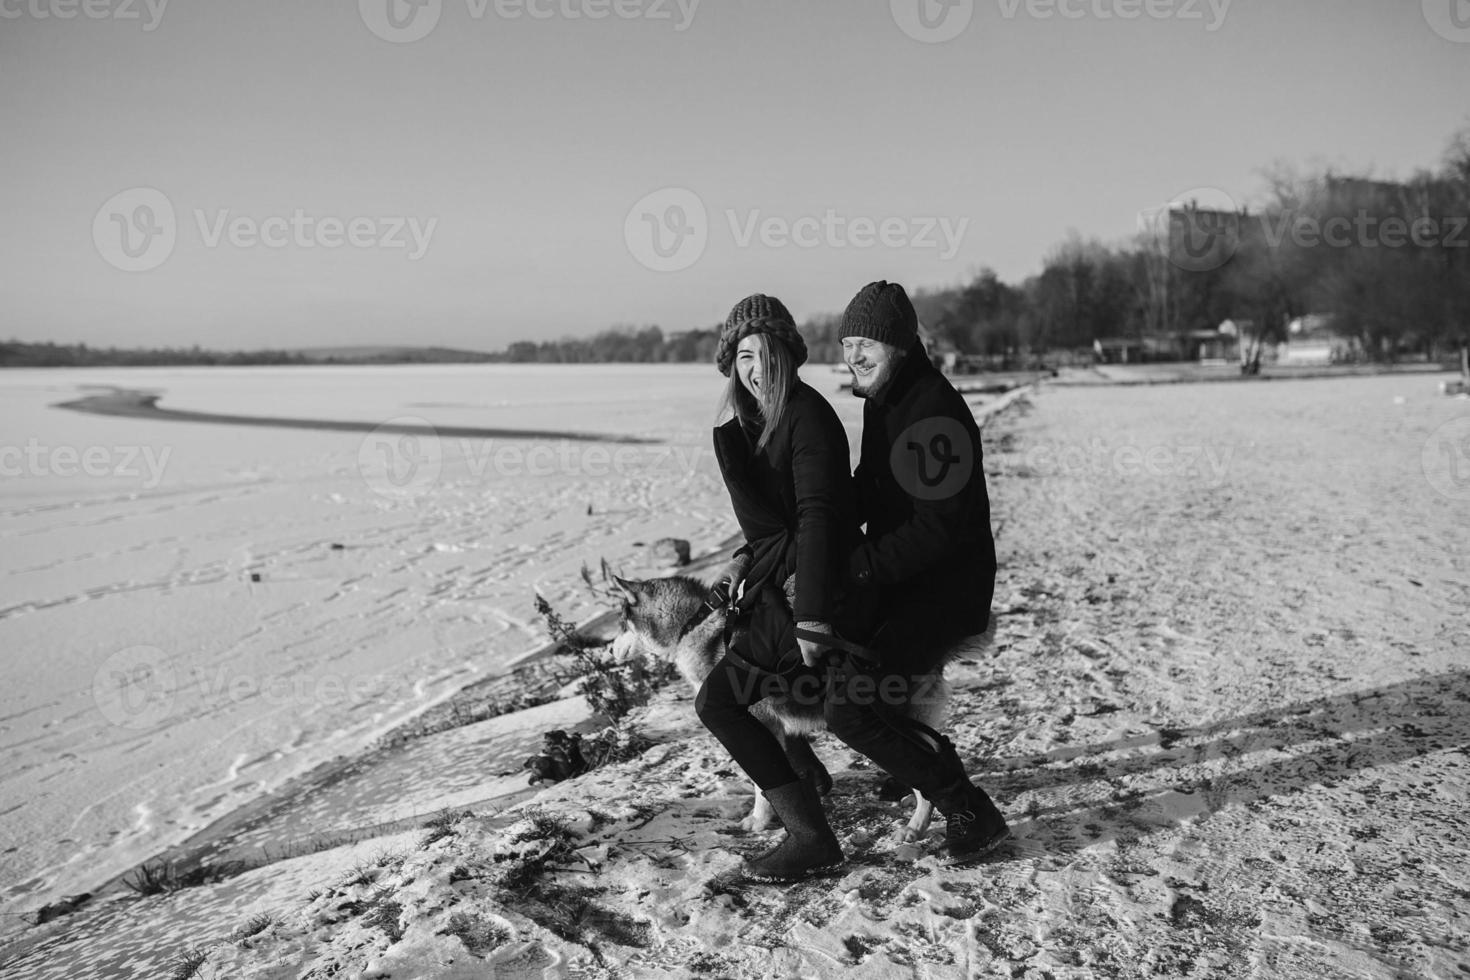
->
[651,538,691,567]
[524,730,588,785]
[34,893,90,925]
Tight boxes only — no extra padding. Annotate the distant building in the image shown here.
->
[1183,322,1240,364]
[1093,337,1145,364]
[1320,177,1419,218]
[1278,313,1360,366]
[1166,201,1268,271]
[1094,335,1191,364]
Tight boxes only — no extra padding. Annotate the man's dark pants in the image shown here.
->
[822,603,973,802]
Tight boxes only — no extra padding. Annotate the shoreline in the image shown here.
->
[11,530,749,937]
[1045,361,1454,387]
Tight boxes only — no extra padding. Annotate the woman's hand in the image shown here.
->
[711,553,751,606]
[796,620,834,668]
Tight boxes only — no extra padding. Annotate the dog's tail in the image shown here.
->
[938,618,997,667]
[880,615,997,676]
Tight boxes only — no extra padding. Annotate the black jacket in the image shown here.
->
[713,379,860,625]
[848,348,997,636]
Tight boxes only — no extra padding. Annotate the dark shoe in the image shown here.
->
[742,780,844,882]
[935,781,1010,864]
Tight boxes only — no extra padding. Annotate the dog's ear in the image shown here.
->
[611,576,644,606]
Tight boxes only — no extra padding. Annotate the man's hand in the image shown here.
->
[796,620,834,668]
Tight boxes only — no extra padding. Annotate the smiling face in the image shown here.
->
[723,328,796,451]
[735,334,766,398]
[842,336,905,399]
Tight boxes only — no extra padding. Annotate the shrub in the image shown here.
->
[535,594,676,722]
[166,947,209,980]
[440,911,512,958]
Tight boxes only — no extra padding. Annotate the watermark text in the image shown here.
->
[0,0,168,30]
[1,439,171,488]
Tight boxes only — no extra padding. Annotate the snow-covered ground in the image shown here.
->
[1,364,831,929]
[4,371,1467,979]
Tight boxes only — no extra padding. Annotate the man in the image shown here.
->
[808,279,1010,864]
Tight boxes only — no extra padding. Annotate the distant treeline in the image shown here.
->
[0,342,499,368]
[499,322,854,365]
[500,326,716,363]
[0,342,316,367]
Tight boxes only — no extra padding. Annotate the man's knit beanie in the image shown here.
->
[716,294,808,377]
[840,280,919,350]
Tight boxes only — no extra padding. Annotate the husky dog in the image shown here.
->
[611,573,965,843]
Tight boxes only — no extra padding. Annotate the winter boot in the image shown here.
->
[932,777,1010,864]
[742,780,845,882]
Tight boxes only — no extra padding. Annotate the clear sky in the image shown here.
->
[2,0,1467,351]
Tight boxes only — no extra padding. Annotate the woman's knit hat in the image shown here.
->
[716,294,808,377]
[840,280,919,350]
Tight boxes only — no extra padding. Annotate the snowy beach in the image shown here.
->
[7,0,1470,974]
[2,370,1465,978]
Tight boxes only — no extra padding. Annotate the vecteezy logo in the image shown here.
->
[1422,415,1470,501]
[891,0,974,42]
[358,416,443,499]
[359,0,442,43]
[1137,187,1241,273]
[93,188,176,272]
[1423,0,1470,42]
[623,187,708,272]
[890,416,975,501]
[93,645,175,730]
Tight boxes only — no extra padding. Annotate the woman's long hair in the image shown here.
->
[721,332,797,455]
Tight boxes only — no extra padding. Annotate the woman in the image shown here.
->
[695,293,863,882]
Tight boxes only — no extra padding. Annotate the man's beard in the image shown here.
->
[849,357,901,399]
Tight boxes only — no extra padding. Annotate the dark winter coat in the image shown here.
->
[848,347,998,639]
[713,379,862,666]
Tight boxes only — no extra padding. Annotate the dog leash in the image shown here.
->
[674,579,742,642]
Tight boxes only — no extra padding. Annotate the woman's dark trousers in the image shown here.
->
[696,651,827,791]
